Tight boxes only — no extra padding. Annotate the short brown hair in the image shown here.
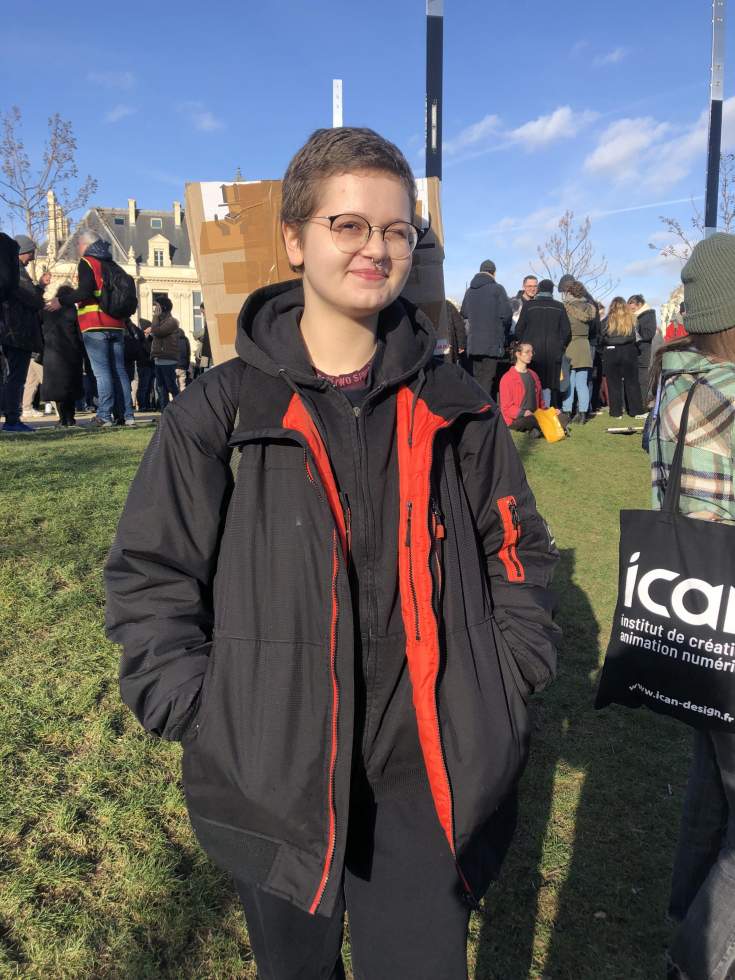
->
[281,127,417,228]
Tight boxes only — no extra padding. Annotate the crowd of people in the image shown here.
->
[443,264,684,441]
[0,231,212,432]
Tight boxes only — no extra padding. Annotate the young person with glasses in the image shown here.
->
[106,127,560,979]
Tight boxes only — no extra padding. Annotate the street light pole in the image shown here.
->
[705,0,726,236]
[425,0,443,179]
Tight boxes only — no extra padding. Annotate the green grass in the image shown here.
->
[0,418,689,978]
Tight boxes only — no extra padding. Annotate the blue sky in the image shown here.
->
[2,0,734,312]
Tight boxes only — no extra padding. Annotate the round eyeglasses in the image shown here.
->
[305,213,428,260]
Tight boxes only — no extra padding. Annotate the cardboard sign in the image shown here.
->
[185,177,446,365]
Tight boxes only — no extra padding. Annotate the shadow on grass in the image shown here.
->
[474,547,601,979]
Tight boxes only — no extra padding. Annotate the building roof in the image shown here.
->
[53,206,192,266]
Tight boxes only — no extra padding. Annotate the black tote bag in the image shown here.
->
[595,379,735,731]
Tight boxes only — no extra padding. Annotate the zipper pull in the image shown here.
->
[341,492,352,554]
[509,500,520,529]
[353,406,362,418]
[431,499,446,540]
[405,501,413,547]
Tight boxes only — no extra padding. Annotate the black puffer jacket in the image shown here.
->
[515,293,572,390]
[0,262,44,352]
[106,281,560,917]
[461,273,512,358]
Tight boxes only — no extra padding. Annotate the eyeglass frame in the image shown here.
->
[301,211,432,258]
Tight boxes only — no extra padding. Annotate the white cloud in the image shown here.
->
[178,101,225,132]
[104,104,136,124]
[594,47,628,67]
[88,71,135,90]
[443,114,501,156]
[584,117,672,181]
[585,97,735,192]
[621,252,681,277]
[509,106,598,150]
[444,105,596,163]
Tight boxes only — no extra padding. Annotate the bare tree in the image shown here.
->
[534,209,616,299]
[0,106,97,253]
[649,153,735,263]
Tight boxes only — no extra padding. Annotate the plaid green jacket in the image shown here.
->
[651,349,735,522]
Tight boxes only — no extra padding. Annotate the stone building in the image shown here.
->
[39,190,204,342]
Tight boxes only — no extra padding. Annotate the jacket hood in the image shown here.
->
[469,272,494,289]
[84,239,113,261]
[235,280,437,390]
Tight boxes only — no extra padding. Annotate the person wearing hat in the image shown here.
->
[0,235,50,433]
[647,232,735,979]
[145,295,181,410]
[515,278,572,407]
[460,259,513,398]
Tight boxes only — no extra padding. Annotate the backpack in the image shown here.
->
[100,260,138,319]
[0,232,20,304]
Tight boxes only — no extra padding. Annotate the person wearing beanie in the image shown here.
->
[0,235,50,433]
[45,228,135,428]
[515,278,572,407]
[647,232,735,980]
[460,259,512,397]
[146,296,181,409]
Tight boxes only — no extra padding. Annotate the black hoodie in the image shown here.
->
[107,281,560,916]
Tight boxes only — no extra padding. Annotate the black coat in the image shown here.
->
[176,329,191,371]
[40,306,84,402]
[0,262,44,353]
[107,280,560,917]
[635,307,657,368]
[461,273,512,358]
[515,294,572,390]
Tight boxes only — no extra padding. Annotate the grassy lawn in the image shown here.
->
[0,416,689,978]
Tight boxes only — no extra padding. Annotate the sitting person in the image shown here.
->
[499,340,568,437]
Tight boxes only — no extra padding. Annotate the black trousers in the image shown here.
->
[235,784,472,980]
[602,344,643,418]
[56,399,76,425]
[470,355,501,399]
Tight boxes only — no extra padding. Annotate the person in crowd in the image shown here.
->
[106,125,560,980]
[434,298,467,366]
[516,275,538,308]
[499,340,568,438]
[647,233,735,980]
[122,318,147,411]
[591,301,608,411]
[135,318,155,409]
[561,280,597,423]
[21,352,44,420]
[600,297,644,419]
[0,235,48,433]
[193,302,213,377]
[146,296,180,409]
[175,326,192,393]
[46,230,135,428]
[40,285,84,427]
[509,296,523,336]
[460,258,512,398]
[665,302,688,343]
[515,278,572,407]
[627,293,657,409]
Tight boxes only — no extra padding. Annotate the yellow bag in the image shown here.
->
[533,407,566,443]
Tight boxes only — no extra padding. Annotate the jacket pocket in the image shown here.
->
[181,641,218,742]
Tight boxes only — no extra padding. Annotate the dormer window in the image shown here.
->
[153,249,164,267]
[150,217,163,229]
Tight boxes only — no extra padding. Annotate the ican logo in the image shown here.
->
[624,552,735,634]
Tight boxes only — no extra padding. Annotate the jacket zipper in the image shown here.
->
[405,501,421,641]
[430,498,445,614]
[497,495,524,582]
[309,530,341,914]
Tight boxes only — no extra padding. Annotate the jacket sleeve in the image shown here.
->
[560,307,572,349]
[498,370,519,426]
[638,310,657,342]
[498,285,513,332]
[105,366,241,740]
[13,273,45,312]
[515,305,528,341]
[152,315,179,338]
[456,408,561,695]
[60,260,97,308]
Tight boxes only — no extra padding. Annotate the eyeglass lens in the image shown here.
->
[330,214,418,258]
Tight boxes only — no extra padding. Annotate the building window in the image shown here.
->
[150,217,163,229]
[153,249,164,267]
[114,217,125,225]
[192,290,203,336]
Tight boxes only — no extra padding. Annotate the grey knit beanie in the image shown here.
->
[681,232,735,334]
[14,234,37,255]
